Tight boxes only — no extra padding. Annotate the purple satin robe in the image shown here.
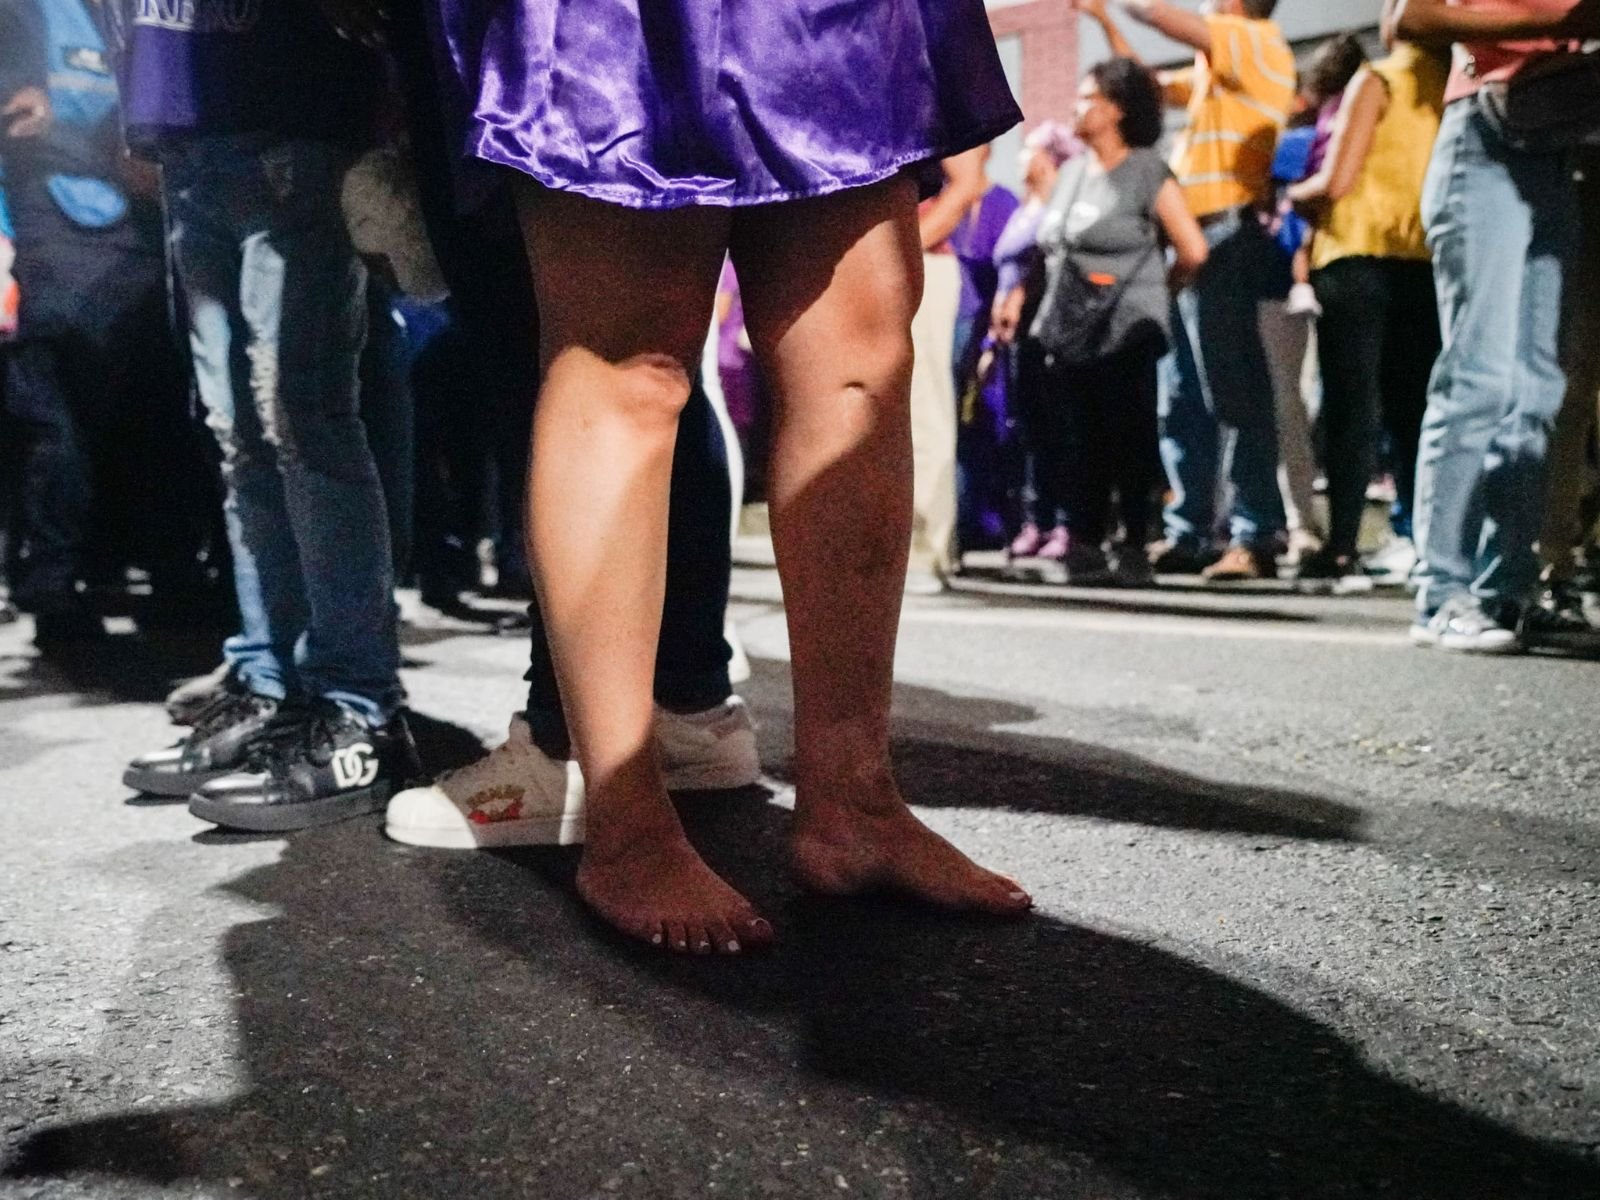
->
[430,0,1022,208]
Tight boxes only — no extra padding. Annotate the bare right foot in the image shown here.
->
[577,833,774,956]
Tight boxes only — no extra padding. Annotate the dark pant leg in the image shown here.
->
[3,339,89,612]
[1059,358,1118,548]
[1014,340,1059,529]
[1313,257,1389,557]
[1110,344,1163,550]
[656,378,734,711]
[1379,260,1440,541]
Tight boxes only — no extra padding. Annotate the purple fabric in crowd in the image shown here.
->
[992,200,1048,299]
[716,259,764,438]
[951,184,1020,321]
[430,0,1022,208]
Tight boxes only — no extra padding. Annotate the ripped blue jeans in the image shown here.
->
[163,135,402,723]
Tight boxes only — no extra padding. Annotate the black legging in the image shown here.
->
[1040,340,1163,549]
[1311,256,1439,558]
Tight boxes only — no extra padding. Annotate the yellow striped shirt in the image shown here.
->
[1168,15,1297,219]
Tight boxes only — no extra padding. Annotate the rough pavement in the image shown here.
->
[1,572,1597,1199]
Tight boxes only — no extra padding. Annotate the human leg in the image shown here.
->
[1312,257,1389,559]
[1058,358,1116,550]
[164,142,307,702]
[1158,290,1220,553]
[518,185,769,953]
[1110,344,1163,552]
[3,339,92,621]
[732,176,1028,916]
[908,253,961,578]
[234,138,401,723]
[1413,105,1538,619]
[1195,218,1286,551]
[1474,147,1581,613]
[1379,260,1439,545]
[1537,161,1600,584]
[1259,299,1320,541]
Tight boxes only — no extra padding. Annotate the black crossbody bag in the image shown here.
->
[1029,167,1161,367]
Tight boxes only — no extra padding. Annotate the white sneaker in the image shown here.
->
[1410,597,1522,655]
[658,696,761,791]
[385,716,585,849]
[1286,281,1322,318]
[1365,536,1417,587]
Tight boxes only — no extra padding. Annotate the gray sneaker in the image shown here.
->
[1410,597,1521,655]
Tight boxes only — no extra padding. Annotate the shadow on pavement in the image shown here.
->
[0,631,221,708]
[4,679,1595,1199]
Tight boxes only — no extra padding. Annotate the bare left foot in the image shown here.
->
[789,779,1032,916]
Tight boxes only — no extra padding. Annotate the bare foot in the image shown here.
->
[789,782,1032,916]
[577,833,774,955]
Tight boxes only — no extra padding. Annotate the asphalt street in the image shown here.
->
[1,569,1597,1199]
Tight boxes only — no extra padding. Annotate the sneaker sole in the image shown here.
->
[1437,634,1522,655]
[123,765,235,798]
[188,783,393,833]
[386,810,585,849]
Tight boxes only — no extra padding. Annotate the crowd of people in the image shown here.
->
[0,0,1597,954]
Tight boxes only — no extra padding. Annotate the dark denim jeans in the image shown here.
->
[1159,208,1286,550]
[164,135,403,723]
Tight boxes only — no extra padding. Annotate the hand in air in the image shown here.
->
[2,87,51,139]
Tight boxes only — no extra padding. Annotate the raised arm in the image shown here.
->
[1072,0,1144,65]
[1119,0,1212,55]
[1153,178,1208,288]
[1387,0,1600,46]
[918,147,989,250]
[1287,69,1388,208]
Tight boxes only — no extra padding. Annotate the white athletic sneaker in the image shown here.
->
[658,696,761,791]
[385,698,760,849]
[1365,536,1418,588]
[385,716,584,849]
[1410,596,1522,655]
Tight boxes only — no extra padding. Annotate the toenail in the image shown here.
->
[725,940,741,953]
[651,933,663,945]
[1009,891,1028,902]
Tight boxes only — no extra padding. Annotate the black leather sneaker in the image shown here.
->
[123,685,281,797]
[188,702,421,832]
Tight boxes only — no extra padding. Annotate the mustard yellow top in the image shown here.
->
[1166,14,1297,218]
[1312,44,1450,270]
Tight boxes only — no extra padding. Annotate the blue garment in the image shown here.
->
[0,0,133,230]
[103,0,377,151]
[164,134,402,722]
[1159,209,1286,549]
[1412,101,1580,617]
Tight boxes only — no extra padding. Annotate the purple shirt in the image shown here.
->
[950,184,1020,320]
[993,200,1048,296]
[103,0,377,150]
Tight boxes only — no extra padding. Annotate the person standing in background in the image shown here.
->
[1077,0,1295,584]
[110,0,420,826]
[1534,151,1600,637]
[1286,32,1450,595]
[949,150,1019,553]
[911,148,992,591]
[993,121,1081,562]
[0,0,206,648]
[1392,0,1599,653]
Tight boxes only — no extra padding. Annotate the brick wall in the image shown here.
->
[988,1,1080,128]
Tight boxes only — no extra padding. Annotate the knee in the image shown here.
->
[605,352,697,431]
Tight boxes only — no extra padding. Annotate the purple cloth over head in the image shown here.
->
[431,0,1022,209]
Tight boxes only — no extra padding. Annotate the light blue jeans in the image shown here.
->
[1413,102,1581,618]
[1159,208,1286,550]
[164,135,402,723]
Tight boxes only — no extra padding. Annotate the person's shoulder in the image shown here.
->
[1127,147,1174,184]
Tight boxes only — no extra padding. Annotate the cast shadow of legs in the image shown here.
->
[7,692,1593,1197]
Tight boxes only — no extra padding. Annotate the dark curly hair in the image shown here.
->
[1089,57,1166,150]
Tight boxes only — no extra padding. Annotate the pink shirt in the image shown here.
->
[1443,0,1581,103]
